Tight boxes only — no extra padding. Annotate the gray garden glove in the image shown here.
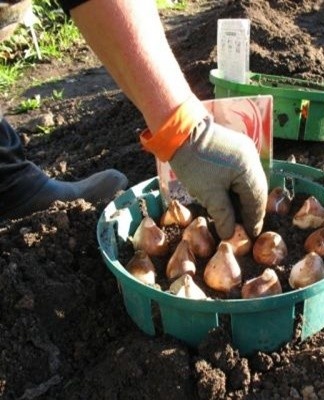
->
[140,97,268,240]
[169,116,268,239]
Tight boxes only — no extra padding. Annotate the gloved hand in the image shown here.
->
[140,97,268,240]
[169,116,268,239]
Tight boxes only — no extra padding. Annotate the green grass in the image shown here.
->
[0,61,25,93]
[0,0,187,92]
[156,0,187,10]
[0,0,83,91]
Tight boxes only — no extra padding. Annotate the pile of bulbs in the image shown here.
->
[125,187,324,300]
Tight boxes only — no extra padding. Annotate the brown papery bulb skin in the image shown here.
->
[289,252,324,289]
[132,216,169,257]
[304,227,324,257]
[166,239,196,280]
[203,242,242,293]
[253,231,288,266]
[160,200,193,228]
[241,268,282,299]
[266,187,292,216]
[221,223,252,256]
[293,196,324,229]
[126,250,156,285]
[182,216,216,258]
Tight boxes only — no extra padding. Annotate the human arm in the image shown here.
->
[70,0,191,132]
[67,0,268,239]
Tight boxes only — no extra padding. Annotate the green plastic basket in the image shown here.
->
[97,160,324,355]
[209,69,324,141]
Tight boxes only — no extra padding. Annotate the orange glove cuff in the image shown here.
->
[139,97,208,162]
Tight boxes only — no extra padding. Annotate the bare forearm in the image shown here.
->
[71,0,194,132]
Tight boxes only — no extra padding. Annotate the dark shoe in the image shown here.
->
[2,169,128,220]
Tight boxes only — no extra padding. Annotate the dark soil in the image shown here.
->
[1,0,324,399]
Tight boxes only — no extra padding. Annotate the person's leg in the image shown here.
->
[0,117,128,220]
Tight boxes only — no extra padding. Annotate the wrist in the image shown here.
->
[140,96,208,162]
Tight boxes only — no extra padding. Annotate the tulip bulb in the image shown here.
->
[203,242,242,293]
[221,223,252,256]
[182,216,216,258]
[266,187,292,216]
[289,252,324,289]
[160,200,193,227]
[132,216,169,257]
[253,231,288,266]
[166,239,196,280]
[304,227,324,256]
[287,154,296,163]
[293,196,324,229]
[241,268,282,299]
[169,274,207,299]
[125,250,156,285]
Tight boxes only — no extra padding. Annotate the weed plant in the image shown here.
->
[0,0,186,92]
[0,0,82,91]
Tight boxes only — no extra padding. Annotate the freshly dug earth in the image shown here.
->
[1,0,324,399]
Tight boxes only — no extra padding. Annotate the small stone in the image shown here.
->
[290,386,301,399]
[23,112,55,133]
[301,385,318,400]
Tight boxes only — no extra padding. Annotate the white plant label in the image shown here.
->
[217,19,250,84]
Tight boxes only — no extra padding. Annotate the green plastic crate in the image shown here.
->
[97,160,324,355]
[209,69,324,141]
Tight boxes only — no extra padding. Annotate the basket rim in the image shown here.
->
[209,68,324,101]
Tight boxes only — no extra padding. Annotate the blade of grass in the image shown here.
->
[0,62,24,91]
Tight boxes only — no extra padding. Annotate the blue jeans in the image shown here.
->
[0,117,48,214]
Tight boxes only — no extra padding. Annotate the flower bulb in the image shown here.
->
[160,199,193,228]
[166,239,196,280]
[203,242,242,293]
[169,274,207,299]
[241,268,282,299]
[293,196,324,229]
[289,252,324,289]
[132,216,169,257]
[253,231,287,266]
[266,186,292,216]
[182,216,216,258]
[221,223,252,256]
[304,227,324,256]
[125,250,156,285]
